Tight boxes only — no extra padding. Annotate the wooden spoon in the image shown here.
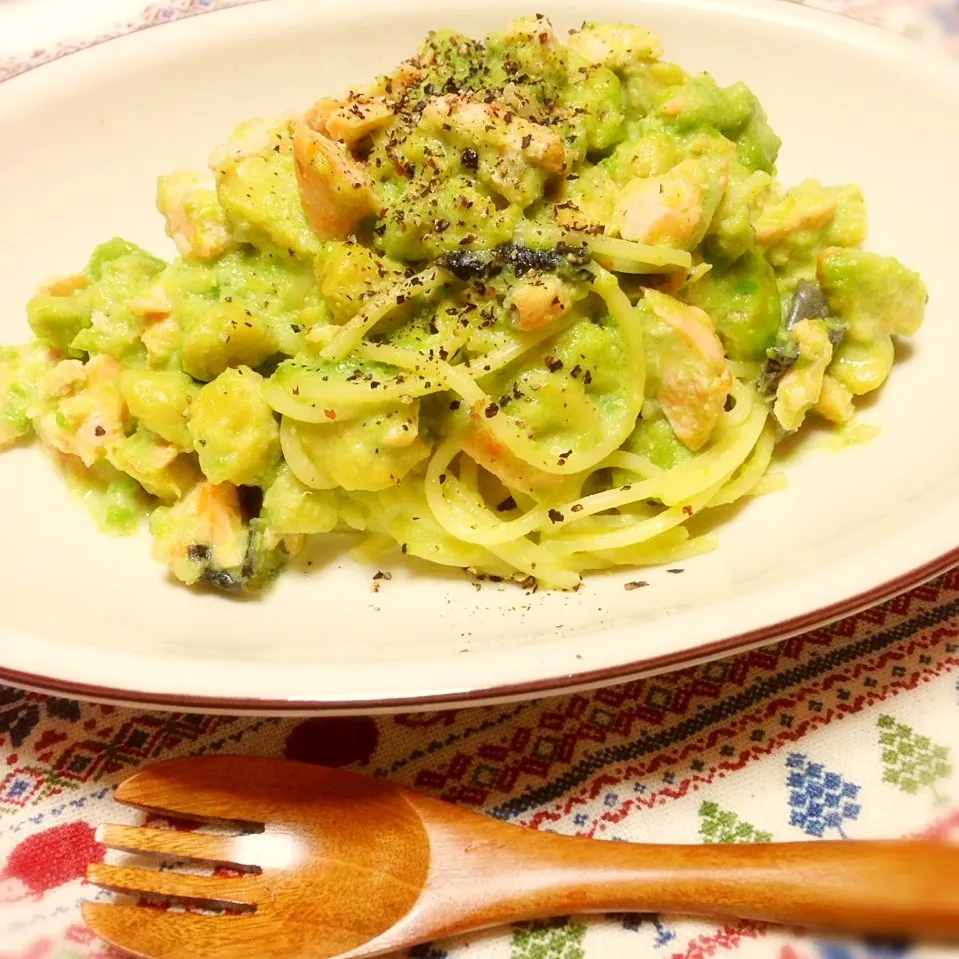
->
[84,755,959,959]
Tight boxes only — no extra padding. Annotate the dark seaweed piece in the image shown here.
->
[436,241,591,283]
[437,249,494,281]
[504,241,590,276]
[784,279,829,329]
[757,280,846,397]
[239,518,293,591]
[502,243,562,276]
[757,338,799,397]
[200,566,243,591]
[190,516,293,595]
[825,316,847,350]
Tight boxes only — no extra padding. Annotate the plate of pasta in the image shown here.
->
[0,0,957,711]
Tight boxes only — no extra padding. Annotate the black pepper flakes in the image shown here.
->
[624,580,649,591]
[547,508,564,524]
[497,496,517,512]
[545,355,563,373]
[571,503,584,513]
[484,402,499,418]
[462,147,479,169]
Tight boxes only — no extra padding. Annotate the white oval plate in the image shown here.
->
[1,0,957,713]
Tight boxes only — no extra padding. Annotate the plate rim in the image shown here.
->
[1,0,958,713]
[3,548,956,713]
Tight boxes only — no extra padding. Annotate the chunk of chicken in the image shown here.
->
[39,273,90,297]
[506,276,573,332]
[141,315,181,368]
[34,355,128,466]
[753,179,837,246]
[818,247,926,341]
[422,95,567,176]
[773,318,833,432]
[150,480,248,587]
[461,426,563,497]
[292,120,381,240]
[813,374,854,425]
[643,289,732,451]
[208,116,290,169]
[306,95,395,148]
[384,61,422,95]
[156,169,236,262]
[107,429,201,502]
[211,115,323,257]
[45,359,87,398]
[613,158,727,250]
[566,22,663,70]
[128,281,173,320]
[129,279,179,368]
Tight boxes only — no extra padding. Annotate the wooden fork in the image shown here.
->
[84,755,959,959]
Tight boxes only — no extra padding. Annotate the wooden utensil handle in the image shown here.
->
[512,838,959,937]
[393,794,959,951]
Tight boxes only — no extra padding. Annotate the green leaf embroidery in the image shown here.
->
[510,919,587,959]
[698,800,773,844]
[878,714,951,802]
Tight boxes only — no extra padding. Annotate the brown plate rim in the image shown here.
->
[3,547,956,712]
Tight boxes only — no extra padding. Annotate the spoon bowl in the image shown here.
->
[85,757,431,959]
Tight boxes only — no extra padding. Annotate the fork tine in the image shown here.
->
[81,902,258,959]
[114,759,268,828]
[87,863,257,910]
[97,824,261,872]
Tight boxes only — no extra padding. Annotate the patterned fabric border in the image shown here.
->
[0,0,261,84]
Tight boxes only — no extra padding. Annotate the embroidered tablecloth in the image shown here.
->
[1,2,958,958]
